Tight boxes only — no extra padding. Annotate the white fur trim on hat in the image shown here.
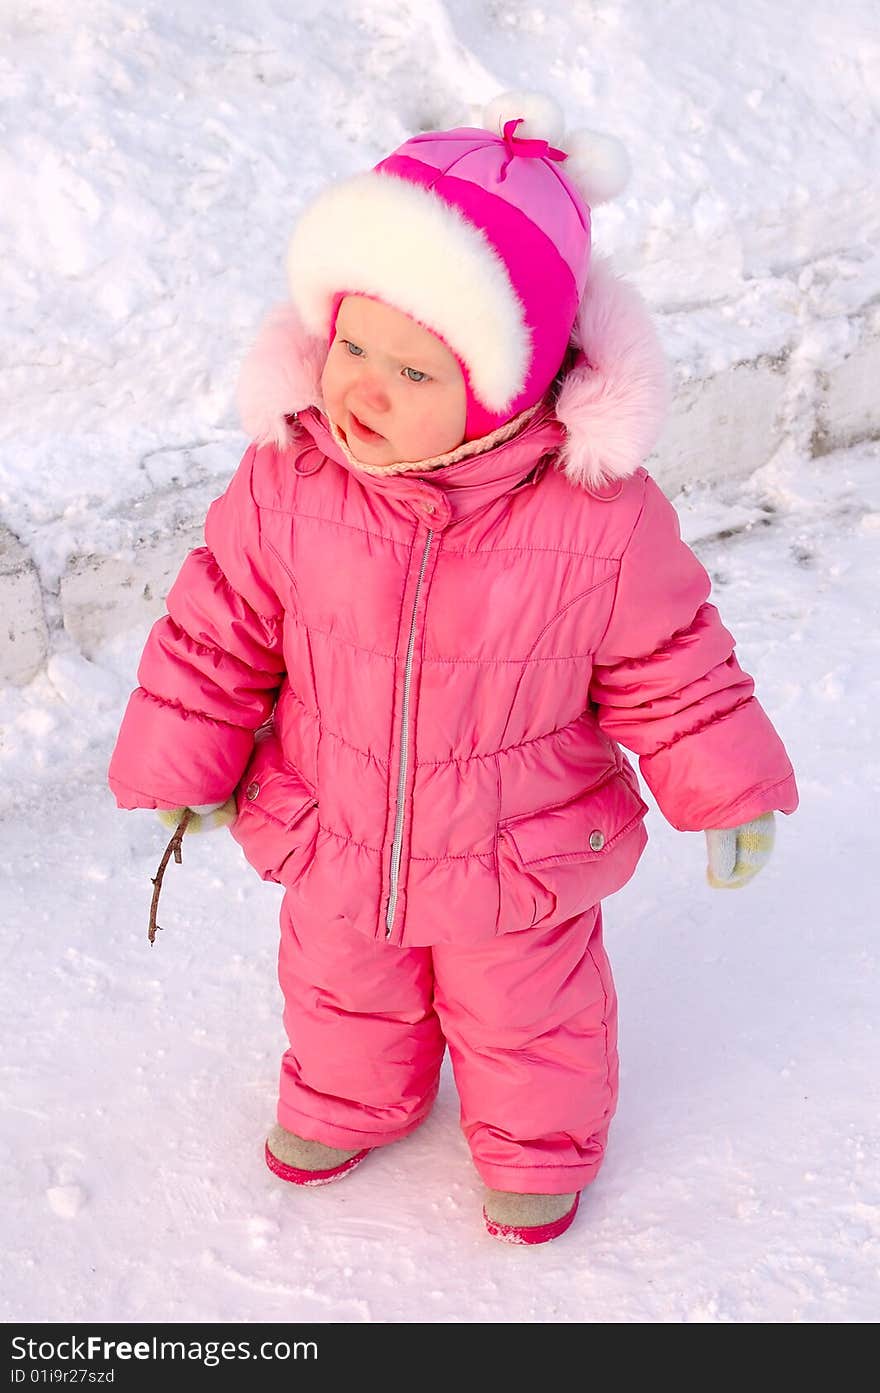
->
[286,170,532,412]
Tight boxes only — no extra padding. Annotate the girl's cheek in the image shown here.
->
[321,363,342,408]
[422,402,455,438]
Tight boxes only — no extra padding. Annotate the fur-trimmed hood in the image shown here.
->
[235,255,670,491]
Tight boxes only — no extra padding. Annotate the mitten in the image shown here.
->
[156,798,238,835]
[705,811,775,889]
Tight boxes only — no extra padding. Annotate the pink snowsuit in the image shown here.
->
[108,261,798,1193]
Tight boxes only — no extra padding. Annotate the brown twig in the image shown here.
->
[148,809,193,945]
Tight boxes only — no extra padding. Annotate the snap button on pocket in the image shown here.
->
[245,781,260,801]
[589,829,605,851]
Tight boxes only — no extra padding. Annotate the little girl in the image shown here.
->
[109,92,798,1245]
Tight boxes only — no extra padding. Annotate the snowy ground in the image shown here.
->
[2,0,879,1329]
[2,0,878,592]
[2,437,878,1323]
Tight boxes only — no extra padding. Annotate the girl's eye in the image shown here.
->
[341,341,429,383]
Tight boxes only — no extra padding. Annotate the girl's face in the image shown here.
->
[321,294,467,465]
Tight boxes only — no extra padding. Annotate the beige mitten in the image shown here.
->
[705,812,775,889]
[156,798,237,834]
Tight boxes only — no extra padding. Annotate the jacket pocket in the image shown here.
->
[496,765,649,934]
[229,729,319,887]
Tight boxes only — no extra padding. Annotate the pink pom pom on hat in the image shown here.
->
[286,92,630,442]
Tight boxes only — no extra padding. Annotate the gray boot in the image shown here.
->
[483,1189,579,1244]
[265,1124,369,1185]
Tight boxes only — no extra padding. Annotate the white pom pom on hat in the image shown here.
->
[481,90,567,147]
[563,129,631,206]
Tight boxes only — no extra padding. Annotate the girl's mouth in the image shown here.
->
[348,412,385,443]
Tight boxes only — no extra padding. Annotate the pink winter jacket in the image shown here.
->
[108,259,798,947]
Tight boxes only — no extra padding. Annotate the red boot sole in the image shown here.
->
[483,1192,580,1245]
[264,1140,370,1187]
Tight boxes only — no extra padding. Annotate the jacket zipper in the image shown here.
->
[385,529,434,939]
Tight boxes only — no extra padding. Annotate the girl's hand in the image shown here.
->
[156,798,237,834]
[705,812,775,889]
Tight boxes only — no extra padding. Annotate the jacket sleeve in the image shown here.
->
[588,474,798,831]
[108,443,286,810]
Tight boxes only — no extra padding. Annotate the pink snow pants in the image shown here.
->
[276,896,619,1194]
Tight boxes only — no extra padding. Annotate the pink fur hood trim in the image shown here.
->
[235,255,670,490]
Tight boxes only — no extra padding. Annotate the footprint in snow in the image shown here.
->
[47,1184,87,1218]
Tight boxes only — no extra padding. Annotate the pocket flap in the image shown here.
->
[235,730,317,830]
[501,770,648,869]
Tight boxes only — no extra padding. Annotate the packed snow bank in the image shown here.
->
[1,0,878,681]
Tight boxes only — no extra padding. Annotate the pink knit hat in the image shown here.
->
[287,92,629,442]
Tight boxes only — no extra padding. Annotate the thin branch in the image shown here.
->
[148,809,193,945]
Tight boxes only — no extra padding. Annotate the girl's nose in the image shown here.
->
[354,375,390,412]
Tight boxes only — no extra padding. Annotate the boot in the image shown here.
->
[483,1189,580,1244]
[264,1123,370,1187]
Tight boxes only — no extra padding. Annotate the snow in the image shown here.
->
[2,0,879,1326]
